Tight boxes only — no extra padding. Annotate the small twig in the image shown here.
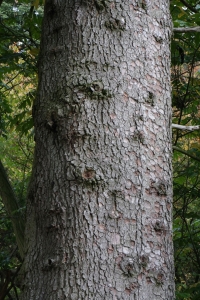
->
[179,0,198,13]
[172,124,200,131]
[173,146,200,162]
[174,27,200,33]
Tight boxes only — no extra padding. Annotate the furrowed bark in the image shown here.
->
[22,0,174,299]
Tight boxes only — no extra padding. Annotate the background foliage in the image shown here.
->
[0,1,41,298]
[171,1,200,299]
[0,0,200,299]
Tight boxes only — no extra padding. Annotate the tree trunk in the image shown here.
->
[0,160,24,259]
[22,0,174,299]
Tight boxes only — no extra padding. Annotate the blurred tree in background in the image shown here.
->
[0,1,42,298]
[0,0,200,298]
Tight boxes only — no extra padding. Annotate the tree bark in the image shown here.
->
[22,0,174,299]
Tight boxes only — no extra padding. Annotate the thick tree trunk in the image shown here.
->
[22,0,174,299]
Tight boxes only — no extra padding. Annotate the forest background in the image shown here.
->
[0,0,200,299]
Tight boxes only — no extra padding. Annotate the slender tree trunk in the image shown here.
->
[22,0,174,299]
[0,160,24,259]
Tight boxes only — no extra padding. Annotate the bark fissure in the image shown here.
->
[23,0,174,299]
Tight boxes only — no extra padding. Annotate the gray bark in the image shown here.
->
[22,0,174,299]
